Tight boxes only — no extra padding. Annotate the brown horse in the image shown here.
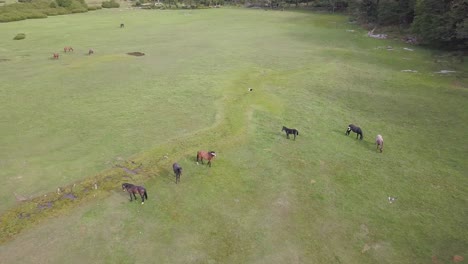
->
[196,151,216,167]
[376,134,384,153]
[88,49,94,55]
[52,53,59,59]
[63,46,74,52]
[122,183,148,204]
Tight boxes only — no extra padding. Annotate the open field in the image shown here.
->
[0,8,467,263]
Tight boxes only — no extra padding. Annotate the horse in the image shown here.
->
[196,151,216,167]
[346,124,363,140]
[172,162,182,184]
[88,49,94,55]
[282,126,299,140]
[376,134,384,153]
[120,23,125,28]
[122,183,148,204]
[63,46,73,52]
[52,53,59,59]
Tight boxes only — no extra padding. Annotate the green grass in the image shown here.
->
[0,8,467,264]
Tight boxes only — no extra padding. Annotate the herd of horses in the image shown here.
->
[52,46,95,59]
[124,124,383,204]
[52,23,124,59]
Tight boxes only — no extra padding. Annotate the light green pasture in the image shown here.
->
[0,8,467,263]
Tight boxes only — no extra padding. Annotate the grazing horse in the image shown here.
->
[172,162,182,184]
[120,23,125,28]
[122,183,148,204]
[63,46,73,52]
[88,49,94,55]
[52,53,59,59]
[196,151,216,167]
[376,134,384,153]
[346,124,363,140]
[282,126,299,140]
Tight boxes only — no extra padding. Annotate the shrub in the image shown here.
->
[13,33,26,40]
[102,0,119,8]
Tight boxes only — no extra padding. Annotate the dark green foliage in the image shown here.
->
[13,33,25,40]
[101,0,120,8]
[412,0,468,48]
[0,0,87,22]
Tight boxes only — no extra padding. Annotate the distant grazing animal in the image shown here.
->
[120,23,125,28]
[122,183,148,204]
[88,49,94,55]
[53,53,59,59]
[282,126,299,140]
[63,46,73,52]
[375,134,384,153]
[196,151,216,167]
[172,162,182,184]
[346,124,363,140]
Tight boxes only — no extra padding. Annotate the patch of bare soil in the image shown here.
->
[453,255,464,263]
[127,52,145,56]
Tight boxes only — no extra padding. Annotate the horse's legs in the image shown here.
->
[293,133,296,140]
[128,192,133,201]
[132,193,137,201]
[208,160,211,167]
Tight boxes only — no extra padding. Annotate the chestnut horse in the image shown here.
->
[172,162,182,184]
[376,134,384,153]
[122,183,148,204]
[63,46,74,52]
[52,53,59,59]
[196,151,216,167]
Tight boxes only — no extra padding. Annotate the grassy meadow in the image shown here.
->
[0,7,467,263]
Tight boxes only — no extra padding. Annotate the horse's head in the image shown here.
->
[346,126,351,135]
[282,126,286,132]
[122,183,131,191]
[209,151,216,157]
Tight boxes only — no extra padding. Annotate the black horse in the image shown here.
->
[122,183,148,204]
[120,23,125,28]
[346,124,363,140]
[172,162,182,184]
[282,126,299,140]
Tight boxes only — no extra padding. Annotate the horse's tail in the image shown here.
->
[196,152,199,162]
[144,190,148,200]
[296,130,299,135]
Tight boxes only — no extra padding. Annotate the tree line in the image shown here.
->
[231,0,466,50]
[1,0,467,50]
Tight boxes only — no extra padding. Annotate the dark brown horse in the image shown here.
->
[52,53,59,59]
[63,46,74,52]
[88,49,94,55]
[196,151,216,167]
[120,23,125,28]
[346,124,363,140]
[172,162,182,184]
[122,183,148,204]
[282,126,299,140]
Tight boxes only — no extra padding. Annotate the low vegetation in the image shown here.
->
[13,33,25,40]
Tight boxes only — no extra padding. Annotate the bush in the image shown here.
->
[13,33,26,40]
[102,0,119,8]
